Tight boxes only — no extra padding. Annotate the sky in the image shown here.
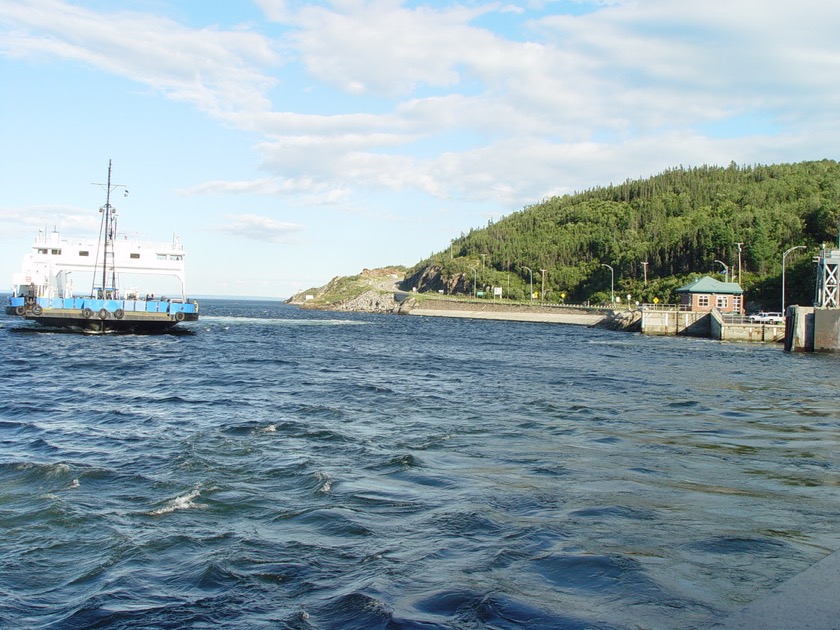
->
[2,0,839,298]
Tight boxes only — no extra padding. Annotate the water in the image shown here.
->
[2,300,839,629]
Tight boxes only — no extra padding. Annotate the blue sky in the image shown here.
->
[2,0,839,298]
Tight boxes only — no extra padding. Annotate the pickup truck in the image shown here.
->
[748,311,785,324]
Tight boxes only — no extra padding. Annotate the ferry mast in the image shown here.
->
[92,160,127,299]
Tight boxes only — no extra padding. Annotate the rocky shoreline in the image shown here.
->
[287,267,642,330]
[325,289,401,313]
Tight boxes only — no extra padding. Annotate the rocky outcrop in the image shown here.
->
[286,266,406,311]
[330,290,399,313]
[402,266,472,294]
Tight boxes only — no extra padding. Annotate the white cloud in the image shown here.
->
[182,178,284,196]
[288,1,495,96]
[0,0,279,115]
[0,205,99,239]
[214,213,304,242]
[4,0,840,248]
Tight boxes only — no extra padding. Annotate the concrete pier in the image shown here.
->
[640,309,709,336]
[784,306,840,352]
[710,311,785,343]
[640,309,785,342]
[787,245,840,351]
[814,308,840,351]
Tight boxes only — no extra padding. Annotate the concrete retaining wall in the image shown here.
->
[640,310,710,336]
[405,299,609,326]
[711,310,785,342]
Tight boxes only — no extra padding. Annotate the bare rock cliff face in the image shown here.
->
[331,290,399,313]
[402,266,471,294]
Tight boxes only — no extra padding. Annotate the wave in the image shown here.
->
[148,486,207,516]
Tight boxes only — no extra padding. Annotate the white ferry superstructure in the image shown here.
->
[5,162,199,333]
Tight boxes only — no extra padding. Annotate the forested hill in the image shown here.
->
[403,160,840,307]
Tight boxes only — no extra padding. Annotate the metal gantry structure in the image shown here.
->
[814,245,840,308]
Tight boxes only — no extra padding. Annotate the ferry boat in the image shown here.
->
[4,162,199,333]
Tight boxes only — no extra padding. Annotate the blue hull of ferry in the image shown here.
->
[5,296,199,333]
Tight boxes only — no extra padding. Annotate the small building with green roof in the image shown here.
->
[676,276,744,313]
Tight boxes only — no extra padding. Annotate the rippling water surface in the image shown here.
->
[2,300,840,629]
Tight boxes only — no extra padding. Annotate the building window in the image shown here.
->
[697,295,710,308]
[79,251,89,256]
[732,296,742,311]
[130,253,140,259]
[716,295,728,308]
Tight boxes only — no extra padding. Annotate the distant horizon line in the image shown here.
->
[194,294,289,301]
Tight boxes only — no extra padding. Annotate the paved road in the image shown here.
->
[406,307,606,326]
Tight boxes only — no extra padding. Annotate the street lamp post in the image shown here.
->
[601,264,614,306]
[714,259,729,282]
[782,246,806,314]
[469,266,477,298]
[641,261,648,287]
[522,266,533,302]
[540,269,546,302]
[735,242,743,284]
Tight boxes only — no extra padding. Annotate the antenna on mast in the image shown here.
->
[91,160,128,298]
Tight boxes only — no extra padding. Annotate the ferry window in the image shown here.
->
[157,254,167,260]
[51,249,62,255]
[79,251,89,256]
[170,255,183,261]
[130,253,140,259]
[38,248,48,254]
